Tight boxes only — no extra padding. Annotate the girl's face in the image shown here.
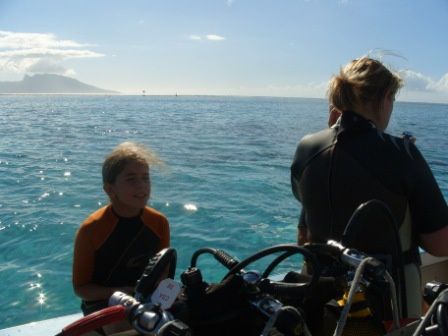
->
[104,161,150,217]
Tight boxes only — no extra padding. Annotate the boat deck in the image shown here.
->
[0,313,82,336]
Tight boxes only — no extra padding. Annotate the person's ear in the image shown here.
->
[103,183,114,198]
[384,90,395,104]
[328,107,342,127]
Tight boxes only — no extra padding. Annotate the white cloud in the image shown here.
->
[400,69,448,93]
[206,34,226,41]
[226,0,234,6]
[399,70,432,91]
[396,69,448,103]
[188,34,226,41]
[0,58,38,73]
[0,30,103,76]
[0,30,87,49]
[0,48,103,59]
[429,73,448,93]
[188,35,202,41]
[27,59,77,76]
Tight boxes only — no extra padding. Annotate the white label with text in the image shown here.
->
[150,278,181,309]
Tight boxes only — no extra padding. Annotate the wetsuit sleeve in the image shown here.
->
[72,225,95,287]
[141,208,170,251]
[290,128,336,203]
[407,144,448,234]
[298,208,307,229]
[160,216,170,248]
[297,209,310,245]
[292,143,308,240]
[291,146,303,202]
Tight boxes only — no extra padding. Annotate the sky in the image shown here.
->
[0,0,447,103]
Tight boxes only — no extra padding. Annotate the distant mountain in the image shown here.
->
[0,74,118,94]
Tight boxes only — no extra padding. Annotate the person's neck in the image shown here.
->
[111,204,142,218]
[352,106,383,130]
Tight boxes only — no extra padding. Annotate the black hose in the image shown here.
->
[190,248,217,267]
[436,303,448,336]
[213,249,240,269]
[258,278,311,298]
[222,244,320,296]
[190,247,239,270]
[262,250,298,278]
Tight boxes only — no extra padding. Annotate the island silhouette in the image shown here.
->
[0,74,117,94]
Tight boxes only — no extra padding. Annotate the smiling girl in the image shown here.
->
[72,142,170,315]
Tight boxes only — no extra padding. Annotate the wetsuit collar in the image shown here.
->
[336,111,376,137]
[110,205,143,220]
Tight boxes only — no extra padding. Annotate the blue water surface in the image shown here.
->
[0,95,447,328]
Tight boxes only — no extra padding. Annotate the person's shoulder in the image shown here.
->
[381,132,419,161]
[299,128,334,145]
[295,128,335,158]
[80,205,114,229]
[142,206,168,223]
[76,206,118,248]
[292,128,336,171]
[141,207,169,237]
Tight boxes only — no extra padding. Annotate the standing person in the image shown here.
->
[72,141,170,315]
[291,57,448,318]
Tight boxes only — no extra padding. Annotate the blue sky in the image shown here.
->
[0,0,447,103]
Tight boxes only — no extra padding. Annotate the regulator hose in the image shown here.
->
[222,244,321,297]
[190,247,240,270]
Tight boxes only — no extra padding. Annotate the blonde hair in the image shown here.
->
[328,57,403,115]
[102,141,163,184]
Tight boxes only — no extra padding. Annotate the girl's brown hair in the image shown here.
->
[102,142,163,184]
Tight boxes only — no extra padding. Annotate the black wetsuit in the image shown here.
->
[291,111,448,317]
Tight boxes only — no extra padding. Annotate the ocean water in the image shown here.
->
[0,95,447,328]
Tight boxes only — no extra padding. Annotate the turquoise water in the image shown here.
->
[0,95,447,328]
